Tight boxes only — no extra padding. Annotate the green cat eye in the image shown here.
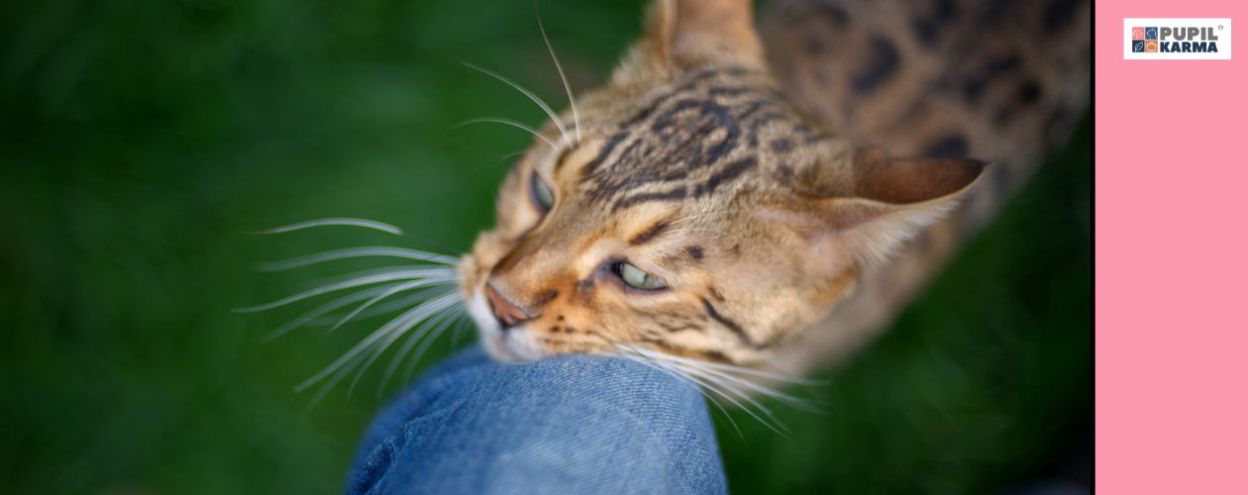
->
[530,172,554,211]
[616,262,667,291]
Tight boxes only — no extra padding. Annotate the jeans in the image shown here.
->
[346,347,727,494]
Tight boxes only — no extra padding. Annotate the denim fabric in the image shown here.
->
[346,347,726,494]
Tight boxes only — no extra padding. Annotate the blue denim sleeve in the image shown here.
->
[346,346,727,495]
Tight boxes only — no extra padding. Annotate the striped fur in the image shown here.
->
[460,0,1088,373]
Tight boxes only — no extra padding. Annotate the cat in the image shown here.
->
[460,0,1089,375]
[249,0,1088,399]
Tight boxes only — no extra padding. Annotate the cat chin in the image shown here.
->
[467,285,547,363]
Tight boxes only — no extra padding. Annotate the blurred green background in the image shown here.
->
[1,0,1090,493]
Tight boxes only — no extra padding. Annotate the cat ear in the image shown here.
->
[615,0,765,82]
[761,148,986,271]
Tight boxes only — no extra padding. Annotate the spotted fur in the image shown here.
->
[460,0,1088,373]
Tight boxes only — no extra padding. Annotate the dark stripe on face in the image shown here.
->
[629,220,672,246]
[693,156,757,197]
[552,146,574,173]
[701,297,753,346]
[582,132,628,176]
[613,185,688,211]
[532,289,559,308]
[686,246,704,260]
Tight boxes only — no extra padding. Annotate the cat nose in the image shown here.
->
[485,283,534,328]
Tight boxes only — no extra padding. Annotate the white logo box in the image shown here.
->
[1123,18,1232,60]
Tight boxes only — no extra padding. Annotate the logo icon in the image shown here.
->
[1124,18,1232,60]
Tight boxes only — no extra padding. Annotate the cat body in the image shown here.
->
[762,0,1090,371]
[460,0,1089,375]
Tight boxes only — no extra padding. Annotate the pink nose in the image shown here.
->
[485,284,532,328]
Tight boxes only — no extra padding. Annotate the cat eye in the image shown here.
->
[530,172,555,212]
[614,262,667,291]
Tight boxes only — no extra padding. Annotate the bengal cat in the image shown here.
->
[249,0,1089,402]
[460,0,1088,371]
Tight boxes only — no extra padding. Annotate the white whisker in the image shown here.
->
[345,292,462,395]
[374,305,465,397]
[328,280,451,333]
[624,349,823,414]
[698,382,744,439]
[304,293,428,326]
[252,217,402,236]
[462,62,570,143]
[395,307,464,382]
[257,246,458,271]
[671,358,815,413]
[617,353,743,438]
[495,149,530,165]
[234,269,455,313]
[379,306,465,396]
[659,358,788,436]
[262,284,400,341]
[454,117,557,150]
[448,312,470,350]
[295,292,461,393]
[631,346,823,386]
[536,4,581,142]
[679,365,789,435]
[615,345,789,435]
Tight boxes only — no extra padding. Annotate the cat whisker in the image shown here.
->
[670,357,818,412]
[448,314,469,350]
[326,280,454,333]
[461,62,571,144]
[616,353,744,438]
[402,310,471,385]
[536,2,581,143]
[295,291,462,394]
[702,377,788,435]
[629,346,824,386]
[495,149,530,165]
[263,284,403,341]
[614,345,790,435]
[345,292,463,396]
[701,383,745,439]
[303,293,429,327]
[234,268,456,313]
[257,246,458,271]
[346,291,464,396]
[454,117,557,150]
[377,306,466,398]
[300,292,462,413]
[661,358,789,436]
[636,348,818,412]
[250,217,403,236]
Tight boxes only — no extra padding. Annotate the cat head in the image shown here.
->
[460,0,984,364]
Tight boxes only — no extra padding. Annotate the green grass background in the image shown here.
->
[1,0,1090,493]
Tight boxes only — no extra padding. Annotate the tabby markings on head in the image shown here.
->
[579,67,828,211]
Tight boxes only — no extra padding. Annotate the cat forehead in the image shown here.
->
[572,66,834,213]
